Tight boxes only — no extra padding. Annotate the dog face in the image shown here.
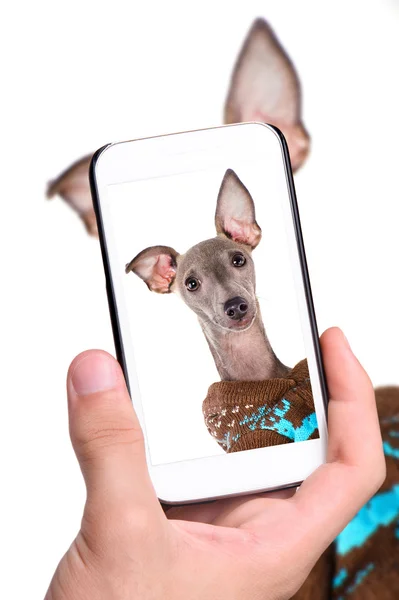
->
[172,235,257,331]
[125,169,262,332]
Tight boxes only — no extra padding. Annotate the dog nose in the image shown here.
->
[224,296,248,320]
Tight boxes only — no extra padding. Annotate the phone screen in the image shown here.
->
[102,140,322,468]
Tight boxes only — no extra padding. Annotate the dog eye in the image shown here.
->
[232,253,246,267]
[185,277,201,291]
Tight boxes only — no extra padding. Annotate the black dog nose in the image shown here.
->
[224,296,248,320]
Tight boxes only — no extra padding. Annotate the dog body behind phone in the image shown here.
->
[126,169,289,382]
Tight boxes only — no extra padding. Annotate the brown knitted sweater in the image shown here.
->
[203,360,319,453]
[293,386,399,600]
[202,366,399,599]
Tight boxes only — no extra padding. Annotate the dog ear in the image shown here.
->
[47,154,97,236]
[125,245,180,293]
[224,18,310,172]
[215,169,261,249]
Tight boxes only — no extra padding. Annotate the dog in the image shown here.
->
[125,168,289,382]
[46,18,310,237]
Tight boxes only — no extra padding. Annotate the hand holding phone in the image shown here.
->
[45,328,385,600]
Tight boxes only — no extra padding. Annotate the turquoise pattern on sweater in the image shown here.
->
[238,397,318,442]
[383,441,399,459]
[333,568,348,589]
[337,563,375,599]
[336,484,399,556]
[336,433,399,559]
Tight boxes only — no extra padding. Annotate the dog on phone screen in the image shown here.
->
[125,168,289,382]
[46,19,310,237]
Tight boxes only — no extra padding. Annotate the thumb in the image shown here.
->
[67,350,160,516]
[292,327,385,553]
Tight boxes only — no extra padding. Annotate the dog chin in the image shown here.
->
[231,315,255,331]
[216,314,256,332]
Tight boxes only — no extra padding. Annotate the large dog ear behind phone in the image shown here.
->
[46,154,98,236]
[46,17,309,237]
[224,18,310,172]
[215,169,262,249]
[125,245,180,293]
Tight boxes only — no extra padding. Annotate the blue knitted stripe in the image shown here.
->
[336,485,399,556]
[239,398,318,442]
[337,563,374,598]
[383,441,399,459]
[333,568,348,589]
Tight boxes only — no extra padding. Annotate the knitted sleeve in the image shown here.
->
[202,359,319,453]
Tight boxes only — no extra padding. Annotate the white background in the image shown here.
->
[1,0,399,597]
[105,155,306,465]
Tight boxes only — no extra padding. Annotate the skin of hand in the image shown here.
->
[45,328,386,600]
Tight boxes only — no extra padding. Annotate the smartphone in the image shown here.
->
[90,123,328,504]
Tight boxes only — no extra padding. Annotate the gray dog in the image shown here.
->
[126,169,289,382]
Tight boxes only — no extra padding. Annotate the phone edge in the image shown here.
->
[88,127,328,504]
[89,145,132,397]
[268,124,329,419]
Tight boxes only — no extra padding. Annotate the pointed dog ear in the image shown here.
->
[125,246,180,294]
[224,18,310,172]
[215,169,261,249]
[47,154,98,236]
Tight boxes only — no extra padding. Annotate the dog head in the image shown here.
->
[126,169,261,332]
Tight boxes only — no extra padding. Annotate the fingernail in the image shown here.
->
[71,354,118,396]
